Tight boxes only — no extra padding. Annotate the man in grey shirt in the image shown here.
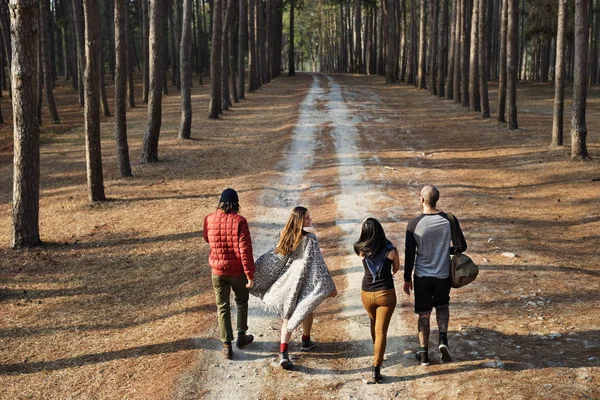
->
[403,185,467,366]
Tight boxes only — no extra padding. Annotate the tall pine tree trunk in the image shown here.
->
[83,0,106,201]
[469,0,480,111]
[571,0,589,158]
[40,0,60,123]
[238,0,247,98]
[430,0,438,94]
[418,0,428,88]
[114,0,132,176]
[551,0,567,147]
[10,0,41,248]
[208,0,222,117]
[478,0,489,117]
[497,0,507,122]
[221,0,232,110]
[438,0,448,97]
[142,0,149,103]
[179,0,193,138]
[385,0,397,82]
[506,0,518,129]
[141,0,165,159]
[288,0,295,76]
[73,0,86,106]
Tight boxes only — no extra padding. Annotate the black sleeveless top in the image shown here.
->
[362,256,395,292]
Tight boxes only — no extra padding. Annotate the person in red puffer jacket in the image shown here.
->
[203,188,256,359]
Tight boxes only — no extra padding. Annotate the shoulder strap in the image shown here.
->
[447,213,458,248]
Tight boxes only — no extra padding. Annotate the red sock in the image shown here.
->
[302,335,310,342]
[280,343,288,353]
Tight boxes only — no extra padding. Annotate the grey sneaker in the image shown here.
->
[301,340,316,352]
[279,352,294,370]
[439,343,452,362]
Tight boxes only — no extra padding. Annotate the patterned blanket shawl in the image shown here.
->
[250,233,336,332]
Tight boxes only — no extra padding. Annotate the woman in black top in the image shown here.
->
[354,218,400,383]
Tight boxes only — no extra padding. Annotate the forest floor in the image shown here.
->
[0,72,599,400]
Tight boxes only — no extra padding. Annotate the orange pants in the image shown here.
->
[361,288,397,366]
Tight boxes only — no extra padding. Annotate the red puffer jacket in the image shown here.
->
[203,210,255,279]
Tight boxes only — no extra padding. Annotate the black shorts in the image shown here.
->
[413,275,451,314]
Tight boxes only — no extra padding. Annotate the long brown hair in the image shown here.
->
[275,206,308,256]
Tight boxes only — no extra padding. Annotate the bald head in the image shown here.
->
[420,185,440,207]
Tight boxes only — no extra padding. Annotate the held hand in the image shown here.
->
[403,281,412,295]
[329,289,338,298]
[246,279,255,288]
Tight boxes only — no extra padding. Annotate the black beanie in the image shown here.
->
[219,188,239,203]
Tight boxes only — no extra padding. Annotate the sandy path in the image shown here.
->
[182,74,418,399]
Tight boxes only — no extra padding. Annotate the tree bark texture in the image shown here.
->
[179,0,193,138]
[221,0,232,110]
[72,0,86,106]
[142,0,149,103]
[237,0,247,99]
[10,0,41,248]
[208,0,222,117]
[40,0,60,123]
[506,0,518,129]
[83,0,106,201]
[469,0,480,112]
[497,0,507,122]
[385,0,397,83]
[571,0,589,158]
[142,0,165,159]
[114,0,132,176]
[418,0,428,89]
[551,0,567,147]
[288,0,295,76]
[438,0,448,97]
[477,0,489,117]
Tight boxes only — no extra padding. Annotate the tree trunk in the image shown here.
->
[99,36,111,116]
[288,0,295,76]
[208,0,222,117]
[446,0,455,99]
[179,0,193,138]
[142,0,150,103]
[438,0,448,96]
[83,0,106,201]
[72,0,86,106]
[478,0,489,117]
[248,0,259,90]
[418,0,427,88]
[221,0,231,110]
[238,0,247,98]
[127,0,136,108]
[497,0,507,122]
[469,0,480,111]
[571,0,589,158]
[230,0,239,101]
[141,0,165,160]
[430,0,438,94]
[10,0,41,248]
[460,0,470,107]
[506,0,518,129]
[385,0,397,82]
[551,0,567,147]
[40,0,60,122]
[114,0,132,176]
[453,0,462,103]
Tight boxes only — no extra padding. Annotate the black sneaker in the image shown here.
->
[439,343,452,362]
[236,333,254,349]
[371,365,382,383]
[415,351,430,366]
[301,340,316,352]
[279,352,294,370]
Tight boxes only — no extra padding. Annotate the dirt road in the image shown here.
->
[1,73,598,400]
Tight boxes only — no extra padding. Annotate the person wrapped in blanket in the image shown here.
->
[250,206,337,370]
